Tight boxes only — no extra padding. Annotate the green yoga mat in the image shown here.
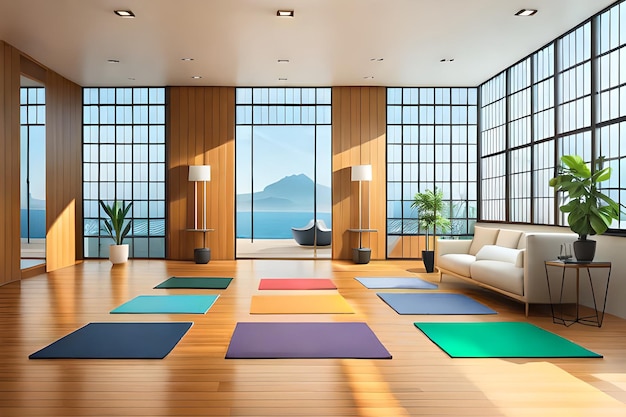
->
[155,277,233,289]
[414,322,602,358]
[111,295,219,314]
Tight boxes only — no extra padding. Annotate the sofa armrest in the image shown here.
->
[524,232,578,303]
[437,239,472,256]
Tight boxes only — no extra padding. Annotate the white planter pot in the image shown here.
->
[109,244,129,264]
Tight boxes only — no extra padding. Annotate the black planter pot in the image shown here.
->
[194,248,211,264]
[573,239,596,262]
[422,250,435,273]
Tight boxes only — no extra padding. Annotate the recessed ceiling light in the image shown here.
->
[114,10,135,18]
[370,58,384,62]
[515,9,537,16]
[191,76,203,79]
[107,59,120,63]
[277,10,294,17]
[277,59,290,63]
[181,58,194,61]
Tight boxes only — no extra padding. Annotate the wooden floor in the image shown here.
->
[1,259,625,416]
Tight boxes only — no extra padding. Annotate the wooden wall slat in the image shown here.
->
[0,41,22,285]
[331,87,386,260]
[45,69,82,272]
[167,87,235,260]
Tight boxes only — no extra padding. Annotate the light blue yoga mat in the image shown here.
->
[111,295,219,314]
[355,277,438,289]
[377,292,496,315]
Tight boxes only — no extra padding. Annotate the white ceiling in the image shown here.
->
[0,0,617,88]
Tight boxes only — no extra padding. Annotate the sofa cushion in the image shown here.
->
[475,245,524,267]
[495,229,523,249]
[471,260,524,296]
[468,226,500,255]
[438,254,476,277]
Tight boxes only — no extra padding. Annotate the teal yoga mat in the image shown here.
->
[155,277,233,289]
[414,322,602,358]
[111,295,219,314]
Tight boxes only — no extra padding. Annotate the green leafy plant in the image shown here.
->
[411,187,451,251]
[99,200,133,245]
[549,155,623,239]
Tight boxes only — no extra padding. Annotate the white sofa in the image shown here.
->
[436,226,578,315]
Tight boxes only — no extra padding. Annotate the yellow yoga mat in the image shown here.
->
[250,294,355,314]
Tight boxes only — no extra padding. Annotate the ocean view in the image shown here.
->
[236,211,331,239]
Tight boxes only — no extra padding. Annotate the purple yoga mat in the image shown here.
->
[225,322,392,359]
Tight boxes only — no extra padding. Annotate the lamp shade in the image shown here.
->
[188,165,211,182]
[351,164,372,182]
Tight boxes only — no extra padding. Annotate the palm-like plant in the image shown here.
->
[99,200,133,245]
[549,155,622,239]
[411,188,451,251]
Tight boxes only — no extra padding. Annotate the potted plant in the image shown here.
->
[549,155,623,262]
[100,200,133,264]
[411,187,451,272]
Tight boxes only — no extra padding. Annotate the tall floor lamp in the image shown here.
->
[188,165,212,263]
[351,164,372,263]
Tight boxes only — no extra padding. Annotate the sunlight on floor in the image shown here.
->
[341,359,411,417]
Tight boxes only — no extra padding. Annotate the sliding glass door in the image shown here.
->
[235,88,332,258]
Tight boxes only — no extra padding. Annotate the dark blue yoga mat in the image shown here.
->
[377,292,497,315]
[355,276,438,289]
[225,322,392,359]
[29,322,193,359]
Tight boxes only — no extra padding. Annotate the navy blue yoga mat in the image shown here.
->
[377,292,497,315]
[355,276,438,289]
[29,322,193,359]
[225,322,392,359]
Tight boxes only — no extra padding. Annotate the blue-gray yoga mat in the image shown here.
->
[29,322,193,359]
[111,294,219,314]
[377,292,497,315]
[355,276,438,289]
[225,322,392,359]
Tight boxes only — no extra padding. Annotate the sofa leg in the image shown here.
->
[525,303,529,317]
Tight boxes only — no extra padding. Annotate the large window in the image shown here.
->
[479,0,626,233]
[235,88,332,258]
[83,88,166,258]
[20,86,46,249]
[387,87,478,258]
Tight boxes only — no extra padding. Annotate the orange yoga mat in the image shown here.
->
[258,278,336,290]
[250,294,355,314]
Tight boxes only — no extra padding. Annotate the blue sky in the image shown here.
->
[236,125,332,195]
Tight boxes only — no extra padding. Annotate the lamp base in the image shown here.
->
[352,248,371,264]
[194,248,211,264]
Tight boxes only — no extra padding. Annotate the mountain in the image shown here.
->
[237,174,331,211]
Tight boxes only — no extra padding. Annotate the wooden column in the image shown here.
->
[167,87,235,260]
[332,87,386,260]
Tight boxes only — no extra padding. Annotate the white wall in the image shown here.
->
[476,223,626,320]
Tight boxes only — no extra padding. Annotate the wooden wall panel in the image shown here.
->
[0,41,21,285]
[0,41,83,283]
[167,87,235,260]
[331,87,386,260]
[45,70,82,272]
